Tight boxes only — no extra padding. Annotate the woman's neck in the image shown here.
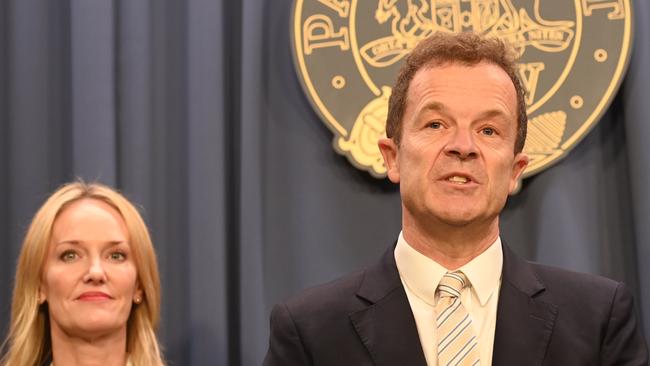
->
[50,322,128,366]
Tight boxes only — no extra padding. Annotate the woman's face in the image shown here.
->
[39,198,142,339]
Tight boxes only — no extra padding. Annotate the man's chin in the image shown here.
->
[437,216,478,228]
[430,208,487,228]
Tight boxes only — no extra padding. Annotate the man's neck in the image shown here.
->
[50,323,128,366]
[402,216,500,270]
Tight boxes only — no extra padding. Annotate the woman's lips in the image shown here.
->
[77,291,112,301]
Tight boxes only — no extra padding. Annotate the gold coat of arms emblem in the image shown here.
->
[292,0,633,178]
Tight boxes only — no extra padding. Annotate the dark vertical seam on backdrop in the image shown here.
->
[619,85,647,338]
[52,0,73,182]
[0,0,10,340]
[46,0,55,182]
[49,0,73,183]
[624,5,650,339]
[148,0,156,209]
[223,1,242,364]
[113,0,122,188]
[46,0,56,182]
[176,1,189,358]
[63,0,73,181]
[178,0,191,358]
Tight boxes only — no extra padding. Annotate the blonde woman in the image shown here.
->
[1,182,164,366]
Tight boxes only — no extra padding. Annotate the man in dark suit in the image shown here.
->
[264,32,648,365]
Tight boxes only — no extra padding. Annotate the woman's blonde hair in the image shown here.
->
[1,181,164,366]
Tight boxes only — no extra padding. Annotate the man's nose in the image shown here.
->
[444,127,478,160]
[83,257,107,284]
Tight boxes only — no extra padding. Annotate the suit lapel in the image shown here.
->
[349,243,558,366]
[492,244,558,366]
[349,247,427,366]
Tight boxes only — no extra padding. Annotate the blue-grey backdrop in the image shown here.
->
[0,1,648,365]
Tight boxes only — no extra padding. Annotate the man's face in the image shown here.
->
[379,62,528,229]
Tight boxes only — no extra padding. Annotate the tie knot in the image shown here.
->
[437,271,467,299]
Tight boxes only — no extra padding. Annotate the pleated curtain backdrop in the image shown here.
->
[0,1,648,365]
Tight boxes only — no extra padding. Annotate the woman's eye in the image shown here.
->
[428,121,442,129]
[60,251,78,262]
[481,127,495,136]
[109,252,127,261]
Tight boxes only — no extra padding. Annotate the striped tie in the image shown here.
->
[435,271,480,366]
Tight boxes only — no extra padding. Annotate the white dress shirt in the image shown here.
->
[394,232,503,366]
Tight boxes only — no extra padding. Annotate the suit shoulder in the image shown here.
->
[522,262,648,364]
[529,261,619,286]
[280,269,367,317]
[528,261,623,300]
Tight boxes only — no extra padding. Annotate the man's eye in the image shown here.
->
[109,252,127,261]
[481,127,495,136]
[60,251,78,262]
[428,121,442,129]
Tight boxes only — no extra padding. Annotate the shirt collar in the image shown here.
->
[394,231,503,306]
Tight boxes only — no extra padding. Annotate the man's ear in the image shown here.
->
[509,152,529,194]
[378,137,400,183]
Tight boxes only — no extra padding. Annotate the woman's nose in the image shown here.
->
[82,257,107,284]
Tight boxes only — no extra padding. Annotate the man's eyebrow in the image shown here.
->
[414,103,512,123]
[413,102,453,121]
[476,109,510,121]
[418,101,447,114]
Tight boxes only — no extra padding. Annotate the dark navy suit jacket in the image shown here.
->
[264,244,648,365]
